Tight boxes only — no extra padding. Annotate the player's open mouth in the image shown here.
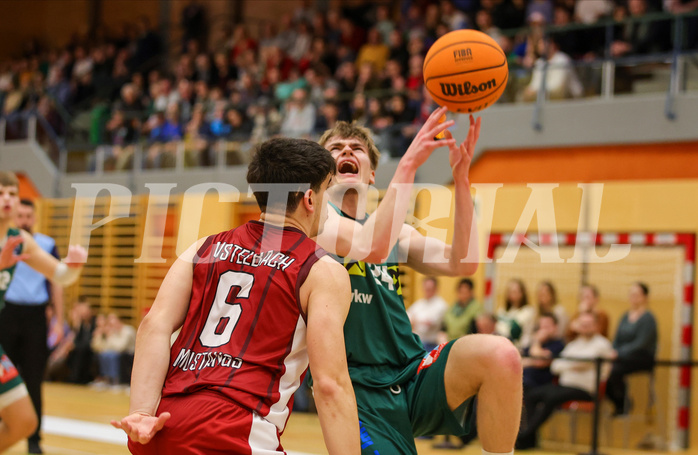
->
[338,161,359,175]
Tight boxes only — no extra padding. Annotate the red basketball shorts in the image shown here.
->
[128,390,284,455]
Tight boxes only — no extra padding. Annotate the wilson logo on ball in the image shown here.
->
[439,78,497,97]
[453,48,473,62]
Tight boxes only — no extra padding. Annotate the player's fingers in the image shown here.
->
[154,413,171,431]
[110,420,122,429]
[426,106,448,125]
[474,116,482,141]
[15,253,30,262]
[425,139,456,150]
[424,119,455,139]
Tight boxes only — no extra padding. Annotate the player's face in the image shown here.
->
[0,185,19,222]
[325,136,375,186]
[15,204,35,232]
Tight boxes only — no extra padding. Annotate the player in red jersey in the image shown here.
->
[112,138,360,455]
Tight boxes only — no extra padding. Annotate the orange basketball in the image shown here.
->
[423,29,508,113]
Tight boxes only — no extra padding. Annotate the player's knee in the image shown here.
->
[488,337,522,377]
[20,411,38,439]
[7,408,38,440]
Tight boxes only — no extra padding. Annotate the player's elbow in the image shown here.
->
[313,374,350,403]
[349,241,390,263]
[445,261,478,277]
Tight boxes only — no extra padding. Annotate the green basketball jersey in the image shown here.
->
[330,203,426,388]
[0,228,22,312]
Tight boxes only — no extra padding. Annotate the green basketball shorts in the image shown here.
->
[354,340,475,455]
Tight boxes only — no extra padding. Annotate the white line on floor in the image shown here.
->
[43,415,317,454]
[43,416,127,445]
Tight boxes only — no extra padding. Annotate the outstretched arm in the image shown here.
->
[402,115,480,276]
[111,241,199,444]
[317,106,455,263]
[303,257,359,455]
[20,230,87,285]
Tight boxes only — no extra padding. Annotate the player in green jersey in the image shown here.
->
[0,172,86,452]
[315,107,522,455]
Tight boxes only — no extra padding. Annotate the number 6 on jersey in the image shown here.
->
[199,271,255,348]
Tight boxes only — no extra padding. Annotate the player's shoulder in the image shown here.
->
[307,256,349,287]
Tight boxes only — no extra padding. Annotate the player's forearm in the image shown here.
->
[313,376,360,455]
[448,180,478,275]
[128,318,172,416]
[355,162,417,262]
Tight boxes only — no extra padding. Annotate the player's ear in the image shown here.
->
[303,189,315,213]
[369,169,376,185]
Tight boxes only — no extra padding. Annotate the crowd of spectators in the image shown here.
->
[46,298,136,391]
[405,276,659,450]
[0,0,694,170]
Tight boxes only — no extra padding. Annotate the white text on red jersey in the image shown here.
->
[212,242,296,271]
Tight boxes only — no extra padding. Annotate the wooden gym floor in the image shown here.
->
[3,382,681,455]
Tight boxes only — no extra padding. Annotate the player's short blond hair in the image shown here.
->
[0,171,19,188]
[318,122,381,170]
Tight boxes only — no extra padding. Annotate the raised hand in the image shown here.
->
[445,114,481,183]
[401,106,457,171]
[0,236,30,269]
[63,245,88,266]
[111,412,171,445]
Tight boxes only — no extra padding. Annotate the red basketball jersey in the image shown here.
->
[161,221,325,433]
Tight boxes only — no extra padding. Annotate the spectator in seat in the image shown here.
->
[387,30,409,71]
[356,28,390,74]
[183,104,210,167]
[567,284,610,341]
[280,88,316,138]
[407,277,449,352]
[440,0,471,30]
[114,83,144,121]
[611,0,670,57]
[497,279,537,349]
[91,313,136,388]
[66,299,96,384]
[226,107,253,141]
[438,278,482,344]
[46,304,73,382]
[522,313,565,391]
[536,281,569,338]
[517,312,614,450]
[105,110,137,171]
[475,313,503,336]
[476,9,503,43]
[606,282,658,416]
[147,103,182,168]
[375,5,395,44]
[522,36,584,102]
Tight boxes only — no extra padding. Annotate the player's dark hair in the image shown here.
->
[505,279,528,311]
[247,138,336,213]
[20,199,35,208]
[458,278,474,290]
[635,282,650,296]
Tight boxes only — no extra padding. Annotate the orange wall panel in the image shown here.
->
[471,141,698,183]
